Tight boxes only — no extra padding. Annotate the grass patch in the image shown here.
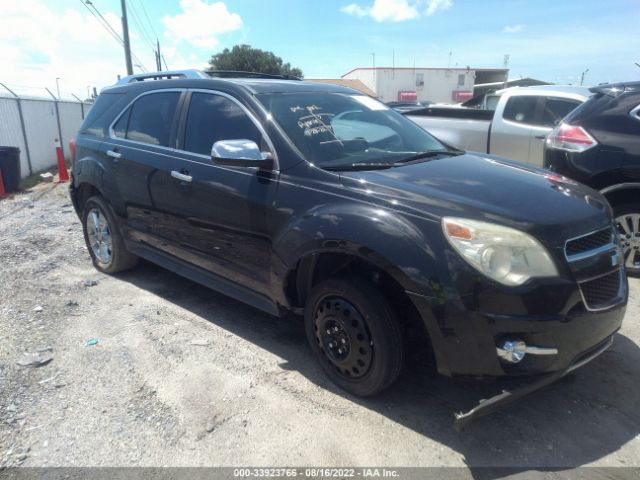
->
[19,165,60,190]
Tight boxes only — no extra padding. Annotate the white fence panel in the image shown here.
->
[0,98,29,176]
[0,92,91,179]
[58,101,84,152]
[20,100,60,173]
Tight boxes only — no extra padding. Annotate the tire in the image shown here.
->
[614,203,640,277]
[304,276,404,397]
[82,195,138,274]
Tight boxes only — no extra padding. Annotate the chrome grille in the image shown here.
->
[579,270,622,311]
[565,227,614,258]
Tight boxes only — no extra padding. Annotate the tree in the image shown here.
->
[208,45,303,78]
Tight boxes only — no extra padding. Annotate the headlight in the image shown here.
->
[442,217,558,286]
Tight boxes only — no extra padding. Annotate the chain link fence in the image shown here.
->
[0,83,93,179]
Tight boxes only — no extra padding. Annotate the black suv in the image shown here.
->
[545,81,640,275]
[70,70,627,420]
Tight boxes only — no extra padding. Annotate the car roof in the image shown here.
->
[590,81,640,95]
[102,77,360,96]
[493,84,592,100]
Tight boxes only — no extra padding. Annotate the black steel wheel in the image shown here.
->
[304,276,403,397]
[315,297,374,379]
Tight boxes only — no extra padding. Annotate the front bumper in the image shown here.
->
[453,334,615,430]
[406,271,627,378]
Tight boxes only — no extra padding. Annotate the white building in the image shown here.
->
[342,67,509,104]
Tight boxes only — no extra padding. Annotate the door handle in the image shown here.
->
[171,170,192,183]
[534,134,547,140]
[106,149,122,159]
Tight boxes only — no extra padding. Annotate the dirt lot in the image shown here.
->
[1,182,639,470]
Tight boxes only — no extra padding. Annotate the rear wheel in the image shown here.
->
[614,203,640,277]
[82,195,138,274]
[304,276,404,396]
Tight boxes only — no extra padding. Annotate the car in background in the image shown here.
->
[545,81,640,276]
[385,100,432,113]
[405,86,591,166]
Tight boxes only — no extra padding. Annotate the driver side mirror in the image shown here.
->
[211,139,274,169]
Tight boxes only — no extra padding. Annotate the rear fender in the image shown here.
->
[72,138,123,215]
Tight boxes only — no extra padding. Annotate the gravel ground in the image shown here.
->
[0,182,639,470]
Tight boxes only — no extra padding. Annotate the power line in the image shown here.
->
[79,0,124,46]
[128,0,156,51]
[85,1,125,44]
[134,0,166,71]
[137,0,159,41]
[80,0,149,72]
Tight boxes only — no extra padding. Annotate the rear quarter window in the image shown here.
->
[540,97,581,127]
[80,93,126,137]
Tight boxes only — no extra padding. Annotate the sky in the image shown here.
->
[1,0,639,99]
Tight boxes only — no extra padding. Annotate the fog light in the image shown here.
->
[497,339,527,363]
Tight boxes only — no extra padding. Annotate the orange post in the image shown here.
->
[0,169,8,199]
[55,138,69,183]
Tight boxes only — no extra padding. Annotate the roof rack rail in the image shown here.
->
[116,69,210,85]
[205,70,302,81]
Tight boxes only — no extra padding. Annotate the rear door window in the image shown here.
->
[125,92,181,147]
[112,107,130,138]
[503,96,540,125]
[183,92,263,156]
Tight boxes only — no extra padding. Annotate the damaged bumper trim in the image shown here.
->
[453,335,614,431]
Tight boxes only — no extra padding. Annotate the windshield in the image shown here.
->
[257,92,450,169]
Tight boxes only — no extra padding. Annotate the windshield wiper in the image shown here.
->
[395,149,462,164]
[324,163,396,171]
[323,149,464,171]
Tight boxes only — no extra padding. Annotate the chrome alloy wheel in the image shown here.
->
[86,208,113,265]
[616,212,640,272]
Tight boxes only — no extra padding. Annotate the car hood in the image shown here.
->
[339,152,612,246]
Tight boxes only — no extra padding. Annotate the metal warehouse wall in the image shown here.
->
[0,95,91,179]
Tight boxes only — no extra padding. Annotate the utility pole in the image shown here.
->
[156,39,162,71]
[55,77,61,99]
[120,0,133,75]
[580,68,590,86]
[503,54,510,89]
[392,49,395,79]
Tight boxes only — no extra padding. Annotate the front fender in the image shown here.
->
[272,201,444,301]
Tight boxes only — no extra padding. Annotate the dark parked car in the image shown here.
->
[70,70,627,426]
[545,81,640,276]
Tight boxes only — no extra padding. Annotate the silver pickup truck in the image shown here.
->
[406,86,591,166]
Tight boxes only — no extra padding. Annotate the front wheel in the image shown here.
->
[304,276,404,397]
[614,203,640,277]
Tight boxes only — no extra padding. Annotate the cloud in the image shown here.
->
[162,0,242,49]
[0,0,158,97]
[425,0,453,15]
[341,0,451,22]
[503,24,525,33]
[340,3,369,17]
[370,0,420,21]
[0,0,243,97]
